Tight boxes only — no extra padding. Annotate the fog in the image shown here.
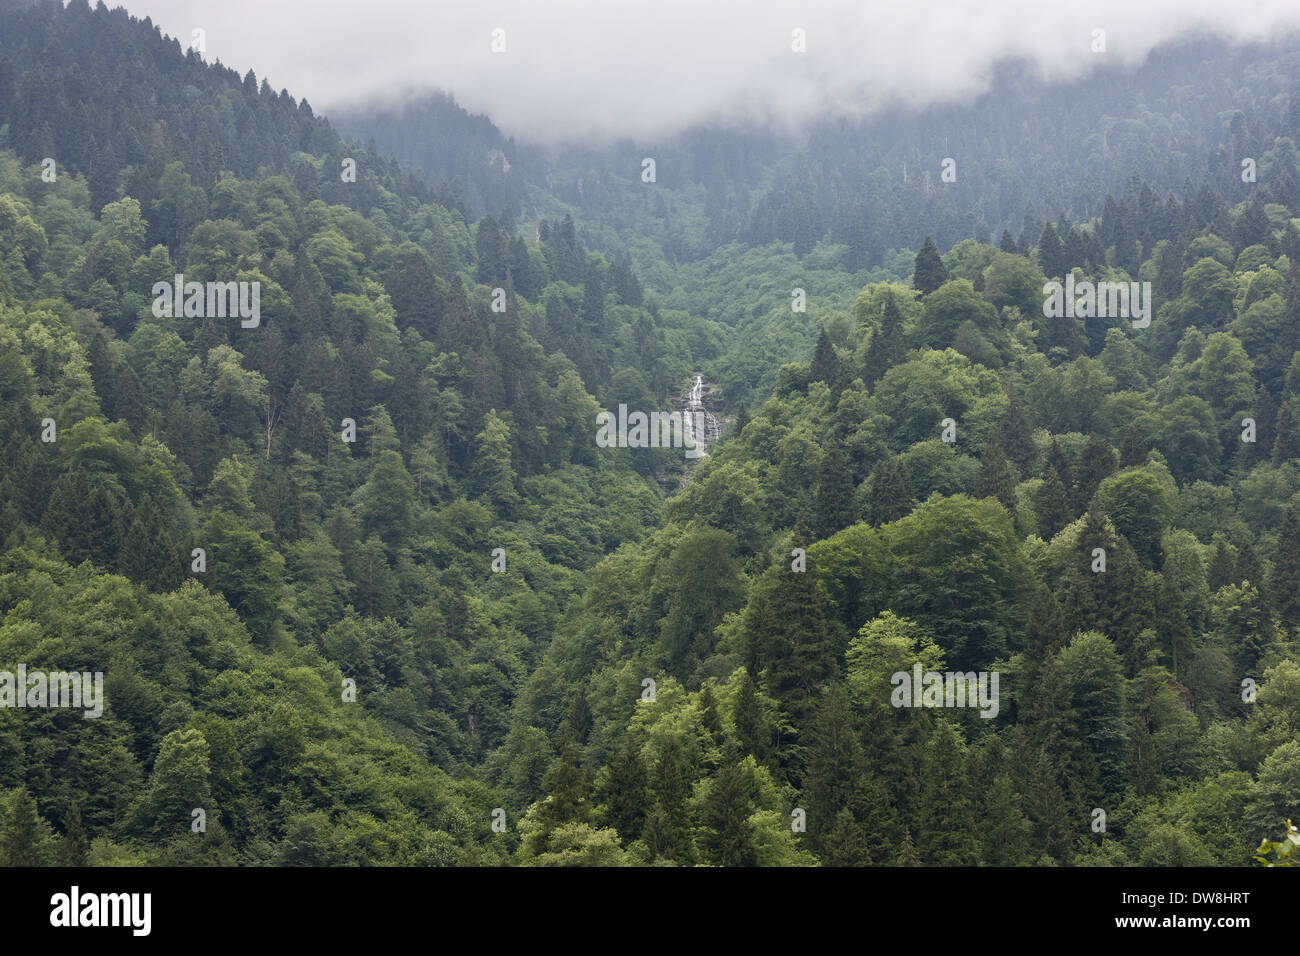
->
[113,0,1300,143]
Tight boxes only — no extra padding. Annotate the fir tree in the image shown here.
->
[749,554,839,728]
[896,828,920,866]
[1037,222,1067,278]
[802,688,867,861]
[732,403,751,438]
[912,236,949,294]
[698,684,724,743]
[1237,543,1266,600]
[734,670,765,759]
[699,747,758,867]
[810,327,841,386]
[1074,434,1117,511]
[862,294,905,389]
[1269,506,1300,631]
[643,740,693,864]
[997,399,1036,474]
[62,802,88,867]
[916,721,978,865]
[814,445,857,539]
[599,734,648,844]
[1035,466,1073,539]
[975,440,1017,513]
[1119,423,1148,468]
[866,458,914,526]
[538,740,591,839]
[821,806,870,867]
[1207,539,1237,592]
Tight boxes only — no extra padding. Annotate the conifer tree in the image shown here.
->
[62,802,88,867]
[975,440,1017,512]
[699,747,757,867]
[912,236,949,294]
[1037,222,1067,278]
[821,806,870,866]
[1248,386,1277,466]
[538,740,591,838]
[997,399,1036,474]
[866,458,914,526]
[599,734,648,844]
[814,445,857,539]
[748,554,839,727]
[810,327,841,387]
[802,688,867,861]
[1035,466,1073,539]
[916,721,978,865]
[862,294,905,389]
[732,403,751,438]
[733,670,766,760]
[643,740,693,864]
[1062,503,1155,671]
[1075,434,1117,511]
[0,787,56,866]
[1207,539,1236,592]
[698,684,724,743]
[1012,653,1086,861]
[1237,543,1266,601]
[1119,423,1148,467]
[896,828,919,866]
[1269,506,1300,631]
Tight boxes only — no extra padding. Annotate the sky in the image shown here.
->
[113,0,1300,144]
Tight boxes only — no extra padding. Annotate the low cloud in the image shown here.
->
[116,0,1300,143]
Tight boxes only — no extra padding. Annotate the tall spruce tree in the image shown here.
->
[699,747,758,867]
[1035,466,1073,539]
[1037,222,1067,278]
[912,236,949,294]
[862,294,906,389]
[866,458,914,526]
[1269,506,1300,631]
[997,399,1036,474]
[975,440,1017,513]
[814,445,857,539]
[1075,434,1117,511]
[810,327,841,386]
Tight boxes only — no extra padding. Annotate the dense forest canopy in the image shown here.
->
[0,0,1297,868]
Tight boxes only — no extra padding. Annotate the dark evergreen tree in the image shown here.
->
[809,327,841,387]
[975,440,1017,513]
[1074,434,1117,510]
[915,721,978,866]
[1037,222,1067,278]
[912,236,949,294]
[599,733,648,844]
[699,747,758,867]
[866,458,914,526]
[1207,539,1236,592]
[643,740,694,865]
[814,445,857,539]
[1269,506,1300,631]
[1035,466,1073,539]
[862,294,905,389]
[997,399,1036,474]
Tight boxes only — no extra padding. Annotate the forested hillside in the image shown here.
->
[0,0,1297,868]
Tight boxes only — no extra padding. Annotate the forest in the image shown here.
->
[0,0,1297,868]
